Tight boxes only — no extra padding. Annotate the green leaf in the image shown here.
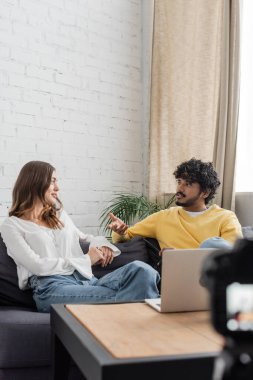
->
[99,192,175,235]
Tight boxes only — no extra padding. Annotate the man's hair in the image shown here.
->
[173,158,221,205]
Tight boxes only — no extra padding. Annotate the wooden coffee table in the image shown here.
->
[51,303,222,380]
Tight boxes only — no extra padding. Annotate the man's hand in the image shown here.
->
[108,212,128,235]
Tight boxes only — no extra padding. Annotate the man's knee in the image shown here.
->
[200,237,232,249]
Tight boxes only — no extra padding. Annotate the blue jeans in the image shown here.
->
[28,260,160,313]
[199,237,232,249]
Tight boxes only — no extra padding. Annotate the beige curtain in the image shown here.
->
[213,0,241,210]
[149,0,240,210]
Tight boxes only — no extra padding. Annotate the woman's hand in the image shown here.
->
[108,212,128,235]
[88,246,114,267]
[87,247,105,266]
[100,246,114,267]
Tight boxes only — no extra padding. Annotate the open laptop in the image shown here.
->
[145,248,215,313]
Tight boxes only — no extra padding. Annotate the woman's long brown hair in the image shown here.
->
[9,161,63,229]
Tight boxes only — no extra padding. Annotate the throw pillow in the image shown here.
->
[0,234,36,309]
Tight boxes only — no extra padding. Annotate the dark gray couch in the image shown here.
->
[2,226,252,380]
[0,307,51,380]
[0,234,158,380]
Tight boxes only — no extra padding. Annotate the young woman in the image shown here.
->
[1,161,160,312]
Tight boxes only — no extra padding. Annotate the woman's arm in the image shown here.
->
[60,210,95,242]
[89,236,121,257]
[62,210,121,257]
[1,220,74,276]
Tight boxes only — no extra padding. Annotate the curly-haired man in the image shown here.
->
[109,158,242,249]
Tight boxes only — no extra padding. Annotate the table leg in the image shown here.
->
[52,333,71,380]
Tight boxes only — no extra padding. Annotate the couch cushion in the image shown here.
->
[0,234,36,309]
[242,226,253,239]
[0,306,50,368]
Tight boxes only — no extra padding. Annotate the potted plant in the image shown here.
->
[99,192,176,237]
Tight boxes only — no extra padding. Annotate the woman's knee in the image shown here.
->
[130,260,160,281]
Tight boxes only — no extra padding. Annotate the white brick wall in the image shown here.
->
[0,0,150,234]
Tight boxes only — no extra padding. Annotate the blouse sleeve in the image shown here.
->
[61,210,121,256]
[60,210,95,241]
[1,219,73,276]
[89,236,121,256]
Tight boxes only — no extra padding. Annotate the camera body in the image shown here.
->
[202,238,253,342]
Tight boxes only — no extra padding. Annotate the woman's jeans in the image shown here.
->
[28,260,160,313]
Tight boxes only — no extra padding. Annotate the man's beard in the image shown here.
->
[175,192,202,207]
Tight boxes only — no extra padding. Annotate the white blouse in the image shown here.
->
[1,210,120,290]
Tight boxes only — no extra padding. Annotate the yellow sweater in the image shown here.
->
[112,204,242,249]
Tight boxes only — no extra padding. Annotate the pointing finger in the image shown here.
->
[108,212,118,221]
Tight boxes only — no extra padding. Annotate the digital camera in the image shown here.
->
[202,238,253,341]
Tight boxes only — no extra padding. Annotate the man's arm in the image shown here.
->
[220,212,243,243]
[108,212,160,243]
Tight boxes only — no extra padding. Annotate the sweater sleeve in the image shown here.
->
[111,212,160,243]
[220,212,243,243]
[1,219,73,276]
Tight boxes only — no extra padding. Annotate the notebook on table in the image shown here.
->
[145,248,215,313]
